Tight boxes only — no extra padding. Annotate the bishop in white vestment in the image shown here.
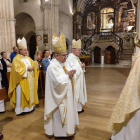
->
[66,39,87,112]
[0,60,5,113]
[8,37,39,116]
[44,33,79,138]
[108,51,140,140]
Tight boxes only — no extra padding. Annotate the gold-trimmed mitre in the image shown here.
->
[17,37,27,49]
[72,39,81,49]
[52,33,66,53]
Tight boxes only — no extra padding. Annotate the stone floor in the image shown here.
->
[87,63,131,68]
[0,67,131,140]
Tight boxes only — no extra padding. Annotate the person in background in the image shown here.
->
[66,39,87,113]
[40,53,43,61]
[0,60,5,113]
[50,50,54,59]
[42,50,51,73]
[10,46,18,62]
[0,52,11,88]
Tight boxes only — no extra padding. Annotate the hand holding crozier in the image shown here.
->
[66,70,76,77]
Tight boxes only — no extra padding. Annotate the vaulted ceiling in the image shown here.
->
[76,0,135,17]
[77,0,97,16]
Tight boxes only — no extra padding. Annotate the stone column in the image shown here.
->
[42,0,59,50]
[54,0,59,35]
[0,0,16,55]
[136,0,140,38]
[42,2,51,50]
[95,5,101,33]
[114,3,119,33]
[9,0,16,49]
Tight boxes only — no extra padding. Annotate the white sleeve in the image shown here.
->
[0,61,3,70]
[23,67,28,77]
[36,61,39,69]
[57,74,69,84]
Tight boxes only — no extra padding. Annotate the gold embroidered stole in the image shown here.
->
[22,58,34,105]
[77,58,85,93]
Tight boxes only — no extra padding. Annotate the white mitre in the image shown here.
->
[17,37,27,49]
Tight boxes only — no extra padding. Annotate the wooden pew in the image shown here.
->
[0,87,7,100]
[38,61,45,106]
[6,72,10,84]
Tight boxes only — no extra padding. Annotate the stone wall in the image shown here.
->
[59,0,73,53]
[0,0,15,57]
[14,0,44,53]
[14,0,73,54]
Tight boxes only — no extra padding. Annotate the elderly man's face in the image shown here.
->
[55,51,67,63]
[20,48,28,56]
[72,48,81,57]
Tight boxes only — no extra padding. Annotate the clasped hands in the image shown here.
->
[27,67,34,71]
[81,63,85,68]
[66,70,76,77]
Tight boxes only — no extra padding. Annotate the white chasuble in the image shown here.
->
[15,55,34,115]
[108,52,140,140]
[111,109,140,140]
[44,58,78,137]
[0,60,5,112]
[66,53,87,111]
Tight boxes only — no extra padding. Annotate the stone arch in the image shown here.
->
[15,12,36,38]
[104,45,115,64]
[15,12,36,59]
[93,46,101,63]
[25,31,36,52]
[15,12,37,29]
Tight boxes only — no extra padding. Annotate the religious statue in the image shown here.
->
[107,19,113,29]
[125,36,131,42]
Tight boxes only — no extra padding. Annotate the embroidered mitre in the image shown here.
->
[72,39,81,49]
[52,33,66,53]
[17,37,27,49]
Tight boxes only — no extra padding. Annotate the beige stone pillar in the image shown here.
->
[2,0,5,18]
[54,0,59,36]
[42,0,60,50]
[9,0,16,49]
[0,0,15,55]
[43,3,50,50]
[136,0,140,38]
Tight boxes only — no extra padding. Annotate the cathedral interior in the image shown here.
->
[0,0,139,140]
[0,0,138,66]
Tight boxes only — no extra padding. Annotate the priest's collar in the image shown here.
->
[69,53,78,59]
[20,54,26,57]
[51,58,65,67]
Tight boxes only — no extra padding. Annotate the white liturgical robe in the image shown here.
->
[44,58,79,137]
[0,60,5,112]
[66,53,87,111]
[108,51,140,140]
